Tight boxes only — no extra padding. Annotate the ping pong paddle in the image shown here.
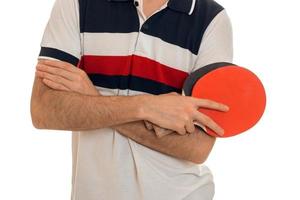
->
[154,62,266,138]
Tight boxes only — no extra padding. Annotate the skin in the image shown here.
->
[32,59,229,163]
[143,0,168,18]
[31,0,229,164]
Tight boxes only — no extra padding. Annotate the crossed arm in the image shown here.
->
[31,60,221,164]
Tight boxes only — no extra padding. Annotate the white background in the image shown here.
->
[0,0,299,199]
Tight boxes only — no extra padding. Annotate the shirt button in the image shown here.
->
[134,1,139,7]
[142,24,149,30]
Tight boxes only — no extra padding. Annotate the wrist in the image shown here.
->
[132,94,152,121]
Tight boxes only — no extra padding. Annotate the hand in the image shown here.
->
[144,93,184,138]
[144,120,173,138]
[35,59,99,96]
[35,59,228,136]
[35,59,165,135]
[142,92,229,136]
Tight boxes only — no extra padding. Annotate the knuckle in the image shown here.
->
[74,83,82,90]
[78,69,83,75]
[76,74,83,81]
[79,69,86,77]
[182,115,190,123]
[184,107,194,118]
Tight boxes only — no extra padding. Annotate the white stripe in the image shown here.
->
[95,86,150,96]
[40,0,81,59]
[193,10,233,71]
[95,86,118,96]
[38,56,61,61]
[82,32,197,73]
[189,0,196,15]
[83,32,139,56]
[118,89,151,96]
[134,33,197,73]
[128,89,149,96]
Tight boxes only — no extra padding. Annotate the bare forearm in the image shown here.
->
[114,121,216,164]
[31,77,144,130]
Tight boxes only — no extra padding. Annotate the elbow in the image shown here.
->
[30,95,48,130]
[190,153,209,165]
[189,138,216,164]
[183,148,207,164]
[30,76,56,130]
[31,115,44,130]
[30,102,44,129]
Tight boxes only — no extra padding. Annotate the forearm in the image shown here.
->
[114,121,216,164]
[31,77,144,131]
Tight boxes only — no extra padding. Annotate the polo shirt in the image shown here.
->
[38,0,233,199]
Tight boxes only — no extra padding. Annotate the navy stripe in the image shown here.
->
[79,0,139,33]
[141,0,224,54]
[39,47,79,66]
[88,74,181,95]
[79,0,223,55]
[167,0,193,14]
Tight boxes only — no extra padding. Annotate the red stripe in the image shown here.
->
[79,55,188,89]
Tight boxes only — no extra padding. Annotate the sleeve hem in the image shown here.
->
[39,47,80,66]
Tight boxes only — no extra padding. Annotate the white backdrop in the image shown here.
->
[0,0,299,199]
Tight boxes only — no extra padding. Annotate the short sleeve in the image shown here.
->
[38,0,81,66]
[192,10,233,72]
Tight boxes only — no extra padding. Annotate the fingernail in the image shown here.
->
[218,128,224,136]
[222,105,229,111]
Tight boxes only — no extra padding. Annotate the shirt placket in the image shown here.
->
[125,0,168,96]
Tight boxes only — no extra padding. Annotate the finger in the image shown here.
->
[36,70,74,90]
[153,126,173,138]
[168,92,180,96]
[39,59,77,73]
[193,98,229,112]
[144,121,154,130]
[42,78,71,92]
[194,111,224,136]
[36,64,78,81]
[185,120,196,134]
[175,125,187,135]
[160,92,180,97]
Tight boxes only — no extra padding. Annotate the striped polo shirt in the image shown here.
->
[39,0,233,199]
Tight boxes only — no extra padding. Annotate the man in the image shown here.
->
[31,0,233,199]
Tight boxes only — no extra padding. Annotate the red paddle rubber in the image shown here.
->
[191,65,266,137]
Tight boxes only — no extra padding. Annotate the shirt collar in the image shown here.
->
[168,0,196,15]
[108,0,196,15]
